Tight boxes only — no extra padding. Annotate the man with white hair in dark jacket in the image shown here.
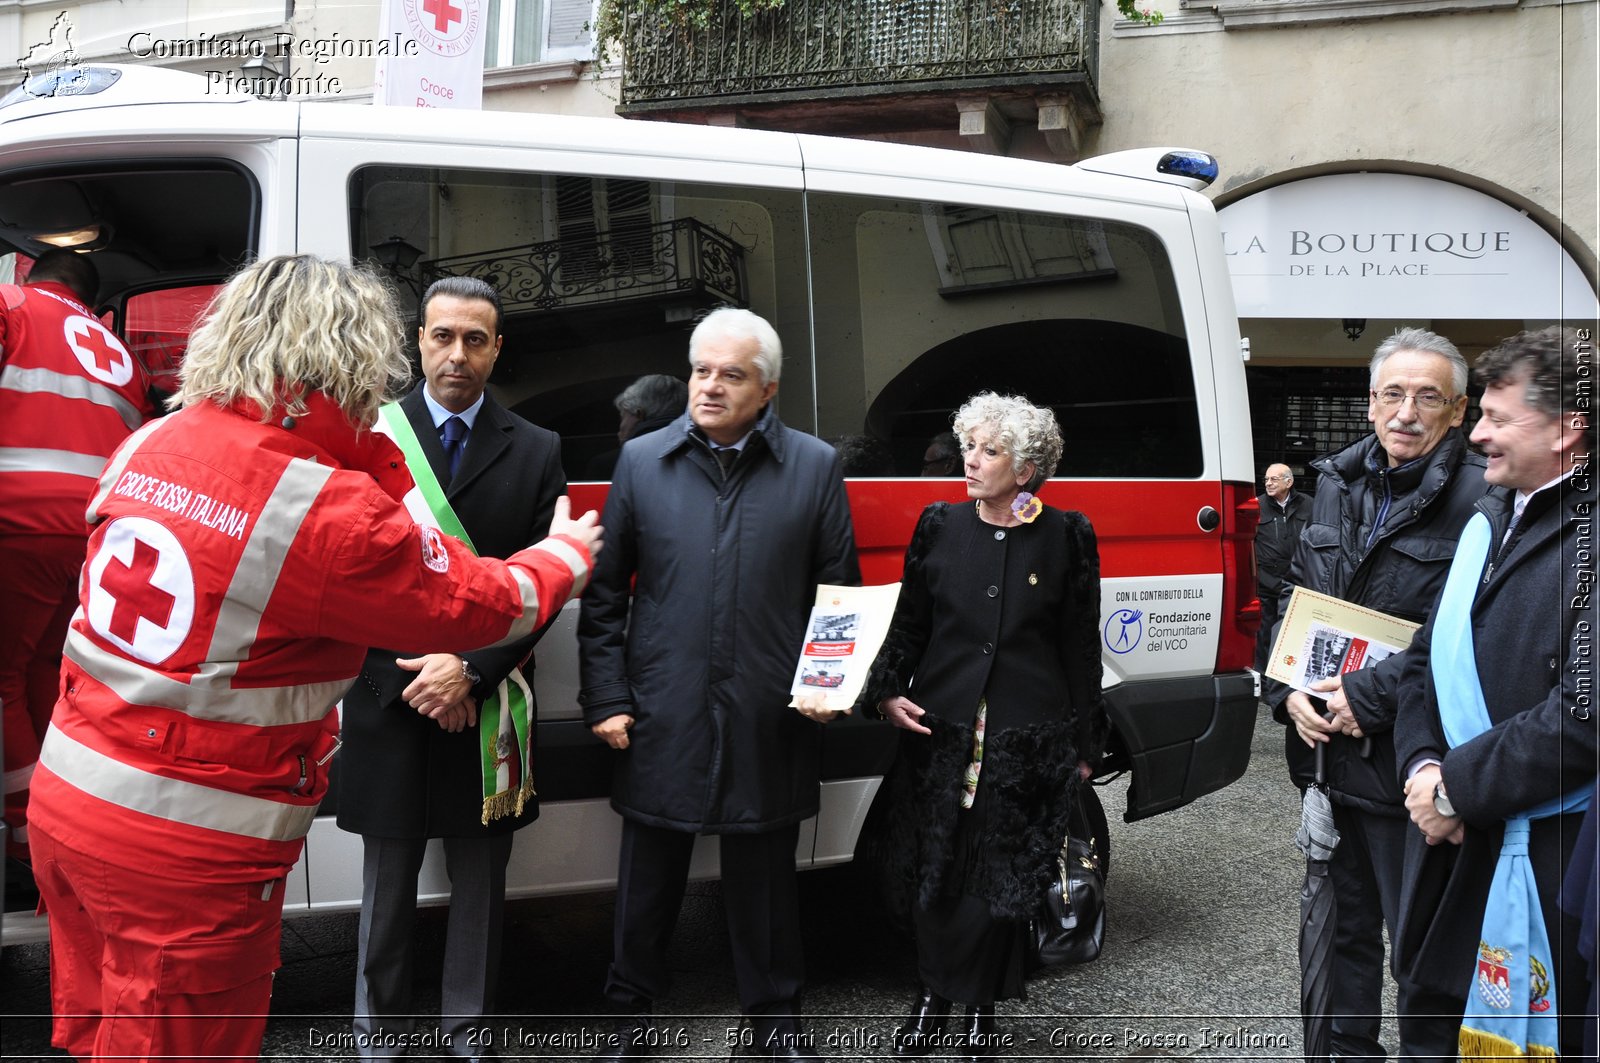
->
[579,308,859,1061]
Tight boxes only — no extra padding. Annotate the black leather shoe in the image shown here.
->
[593,1016,654,1062]
[959,1004,999,1061]
[892,986,951,1057]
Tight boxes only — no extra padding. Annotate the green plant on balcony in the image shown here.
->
[595,0,783,44]
[595,0,1160,48]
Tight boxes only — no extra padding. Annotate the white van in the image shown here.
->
[0,65,1258,946]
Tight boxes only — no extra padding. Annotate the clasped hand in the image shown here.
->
[1403,763,1465,846]
[397,652,477,733]
[1286,677,1363,747]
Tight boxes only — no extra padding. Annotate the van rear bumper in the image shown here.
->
[1103,671,1257,821]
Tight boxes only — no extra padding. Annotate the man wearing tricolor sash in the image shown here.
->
[337,276,568,1057]
[1396,325,1597,1059]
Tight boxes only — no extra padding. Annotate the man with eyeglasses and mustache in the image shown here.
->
[1262,327,1488,1061]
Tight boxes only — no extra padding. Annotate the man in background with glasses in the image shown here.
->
[1262,327,1488,1060]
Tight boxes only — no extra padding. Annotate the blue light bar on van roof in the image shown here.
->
[1072,147,1220,191]
[0,66,122,110]
[1157,151,1219,187]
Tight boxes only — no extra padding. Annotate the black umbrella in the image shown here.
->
[1295,740,1340,1063]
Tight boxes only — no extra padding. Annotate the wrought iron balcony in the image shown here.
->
[420,217,747,318]
[614,0,1100,137]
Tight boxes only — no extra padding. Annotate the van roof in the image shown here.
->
[0,64,1215,302]
[1,65,1209,206]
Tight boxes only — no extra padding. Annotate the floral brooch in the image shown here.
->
[1011,492,1043,524]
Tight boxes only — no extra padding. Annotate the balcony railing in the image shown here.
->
[615,0,1099,109]
[420,218,747,316]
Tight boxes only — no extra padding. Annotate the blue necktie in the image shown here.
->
[440,415,468,480]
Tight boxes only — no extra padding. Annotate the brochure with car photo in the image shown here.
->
[1265,586,1421,695]
[788,582,901,714]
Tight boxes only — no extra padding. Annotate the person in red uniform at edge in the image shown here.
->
[25,254,604,1063]
[0,249,156,870]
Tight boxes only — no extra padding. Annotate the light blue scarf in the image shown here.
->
[1431,511,1588,1059]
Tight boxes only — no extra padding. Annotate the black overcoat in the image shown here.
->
[856,501,1108,920]
[336,386,564,838]
[1393,474,1598,1011]
[577,407,860,833]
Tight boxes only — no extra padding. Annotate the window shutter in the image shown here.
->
[544,0,596,61]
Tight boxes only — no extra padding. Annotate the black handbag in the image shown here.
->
[1027,799,1106,967]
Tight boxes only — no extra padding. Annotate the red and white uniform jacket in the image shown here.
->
[29,392,593,882]
[0,280,155,537]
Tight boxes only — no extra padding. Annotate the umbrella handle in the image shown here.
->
[1314,706,1331,786]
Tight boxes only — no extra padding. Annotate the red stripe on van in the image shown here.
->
[573,478,1239,587]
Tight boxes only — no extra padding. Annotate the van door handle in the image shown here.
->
[1197,506,1220,532]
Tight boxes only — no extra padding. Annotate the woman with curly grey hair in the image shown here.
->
[857,392,1108,1060]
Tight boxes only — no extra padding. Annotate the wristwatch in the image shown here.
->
[1433,781,1457,818]
[459,657,482,688]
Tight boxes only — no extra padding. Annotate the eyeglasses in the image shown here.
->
[1370,387,1460,412]
[1263,474,1290,483]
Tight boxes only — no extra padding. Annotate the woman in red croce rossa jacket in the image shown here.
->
[27,254,603,1063]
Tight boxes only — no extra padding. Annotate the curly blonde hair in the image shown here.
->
[174,255,411,426]
[951,391,1063,492]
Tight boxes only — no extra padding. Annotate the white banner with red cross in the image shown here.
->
[373,0,487,110]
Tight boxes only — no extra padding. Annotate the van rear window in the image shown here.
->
[808,194,1202,478]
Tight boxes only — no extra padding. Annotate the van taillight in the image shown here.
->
[1217,482,1260,674]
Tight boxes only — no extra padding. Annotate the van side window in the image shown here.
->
[808,193,1203,478]
[349,165,810,482]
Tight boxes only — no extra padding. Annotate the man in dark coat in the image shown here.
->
[1253,462,1309,674]
[579,307,859,1060]
[1395,326,1597,1057]
[1264,327,1487,1060]
[337,277,565,1056]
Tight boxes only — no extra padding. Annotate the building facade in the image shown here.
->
[1,0,1593,470]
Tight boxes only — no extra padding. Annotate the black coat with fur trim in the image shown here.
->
[857,501,1107,919]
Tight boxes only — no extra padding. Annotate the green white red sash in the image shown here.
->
[375,403,536,824]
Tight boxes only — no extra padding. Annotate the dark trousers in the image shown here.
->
[1254,581,1284,674]
[603,819,805,1034]
[353,832,515,1058]
[0,533,83,860]
[1327,802,1458,1062]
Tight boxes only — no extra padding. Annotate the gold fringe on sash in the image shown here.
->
[1460,1024,1559,1059]
[481,775,537,826]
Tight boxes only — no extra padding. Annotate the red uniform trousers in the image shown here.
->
[0,533,85,860]
[31,823,285,1063]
